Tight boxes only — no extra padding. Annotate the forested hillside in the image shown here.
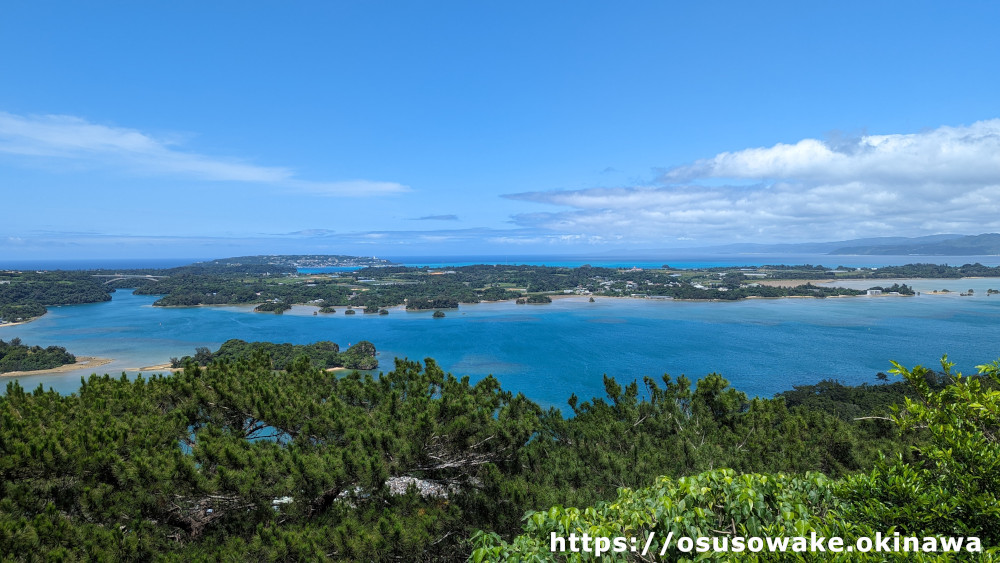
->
[3,348,994,560]
[475,358,1000,560]
[0,271,112,323]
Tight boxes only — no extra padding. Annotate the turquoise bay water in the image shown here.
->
[4,280,1000,409]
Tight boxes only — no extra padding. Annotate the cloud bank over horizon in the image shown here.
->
[507,120,1000,244]
[0,111,409,197]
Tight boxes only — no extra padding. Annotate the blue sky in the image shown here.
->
[3,1,1000,260]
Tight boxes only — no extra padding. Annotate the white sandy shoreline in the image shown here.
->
[0,315,43,328]
[0,356,113,377]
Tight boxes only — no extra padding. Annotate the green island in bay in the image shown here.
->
[0,337,77,374]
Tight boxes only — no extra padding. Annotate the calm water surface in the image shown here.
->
[4,280,1000,409]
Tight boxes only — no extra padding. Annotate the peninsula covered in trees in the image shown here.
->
[829,232,1000,255]
[170,339,378,371]
[0,337,76,374]
[0,270,113,324]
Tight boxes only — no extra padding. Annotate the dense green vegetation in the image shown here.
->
[99,254,387,283]
[132,273,286,305]
[169,339,378,371]
[841,262,1000,279]
[253,302,292,314]
[474,357,1000,560]
[0,271,113,322]
[0,303,46,324]
[0,337,75,373]
[3,258,997,326]
[6,258,991,321]
[407,296,460,310]
[3,346,994,560]
[125,262,908,312]
[867,282,916,295]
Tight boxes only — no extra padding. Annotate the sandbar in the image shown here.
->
[137,363,183,372]
[1,356,113,377]
[0,316,42,328]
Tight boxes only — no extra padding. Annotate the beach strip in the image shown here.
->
[0,356,113,377]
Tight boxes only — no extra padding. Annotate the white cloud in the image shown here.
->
[663,120,1000,186]
[506,120,1000,243]
[0,111,408,196]
[485,234,610,245]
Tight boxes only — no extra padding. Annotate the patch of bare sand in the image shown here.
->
[137,363,183,372]
[0,317,41,328]
[1,356,113,377]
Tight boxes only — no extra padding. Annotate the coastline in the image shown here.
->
[131,364,357,374]
[0,315,43,328]
[137,363,183,373]
[146,273,1000,315]
[0,356,113,377]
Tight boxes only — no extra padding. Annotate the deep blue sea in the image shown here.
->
[4,273,1000,410]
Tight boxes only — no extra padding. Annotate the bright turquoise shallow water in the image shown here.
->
[4,280,1000,409]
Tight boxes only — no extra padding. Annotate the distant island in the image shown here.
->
[641,232,1000,256]
[829,233,1000,255]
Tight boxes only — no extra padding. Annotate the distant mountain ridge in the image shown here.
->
[695,234,965,255]
[603,233,1000,257]
[829,233,1000,255]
